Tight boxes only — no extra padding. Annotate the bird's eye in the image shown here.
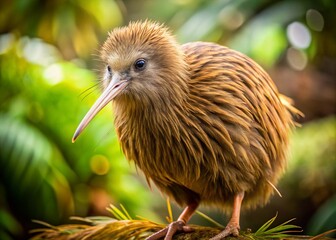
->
[107,65,112,75]
[134,59,146,71]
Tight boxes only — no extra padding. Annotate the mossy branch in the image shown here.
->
[29,204,336,240]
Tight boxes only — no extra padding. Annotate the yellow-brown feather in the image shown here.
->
[101,21,296,212]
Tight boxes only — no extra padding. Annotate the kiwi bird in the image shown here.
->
[72,21,298,240]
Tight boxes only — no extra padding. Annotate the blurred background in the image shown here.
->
[0,0,335,239]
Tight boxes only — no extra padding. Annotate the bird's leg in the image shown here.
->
[210,192,245,240]
[146,201,199,240]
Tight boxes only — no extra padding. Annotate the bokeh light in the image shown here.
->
[287,22,312,49]
[90,154,110,175]
[306,9,324,32]
[286,47,308,70]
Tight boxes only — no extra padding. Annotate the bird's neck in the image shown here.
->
[112,69,190,139]
[114,85,188,122]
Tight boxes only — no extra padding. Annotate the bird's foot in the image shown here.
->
[209,221,240,240]
[146,220,194,240]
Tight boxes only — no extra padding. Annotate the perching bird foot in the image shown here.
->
[146,220,194,240]
[209,222,240,240]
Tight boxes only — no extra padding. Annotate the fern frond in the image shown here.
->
[196,210,225,228]
[107,204,133,220]
[249,213,301,239]
[166,198,174,223]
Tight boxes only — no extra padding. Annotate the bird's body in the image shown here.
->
[114,41,291,210]
[73,21,297,240]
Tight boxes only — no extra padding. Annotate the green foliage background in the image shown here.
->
[0,0,335,239]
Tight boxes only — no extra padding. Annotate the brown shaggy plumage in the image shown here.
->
[74,20,298,240]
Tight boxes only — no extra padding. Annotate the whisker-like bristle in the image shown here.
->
[79,83,101,101]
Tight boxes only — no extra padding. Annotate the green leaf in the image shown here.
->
[107,204,131,220]
[252,213,301,239]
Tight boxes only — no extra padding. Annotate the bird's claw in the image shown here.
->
[146,220,194,240]
[209,222,240,240]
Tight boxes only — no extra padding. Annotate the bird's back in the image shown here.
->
[179,42,294,209]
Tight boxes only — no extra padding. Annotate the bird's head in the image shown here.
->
[72,21,188,142]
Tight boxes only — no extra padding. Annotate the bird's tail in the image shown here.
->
[279,94,304,125]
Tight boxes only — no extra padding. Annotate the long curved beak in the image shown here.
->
[72,74,127,142]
